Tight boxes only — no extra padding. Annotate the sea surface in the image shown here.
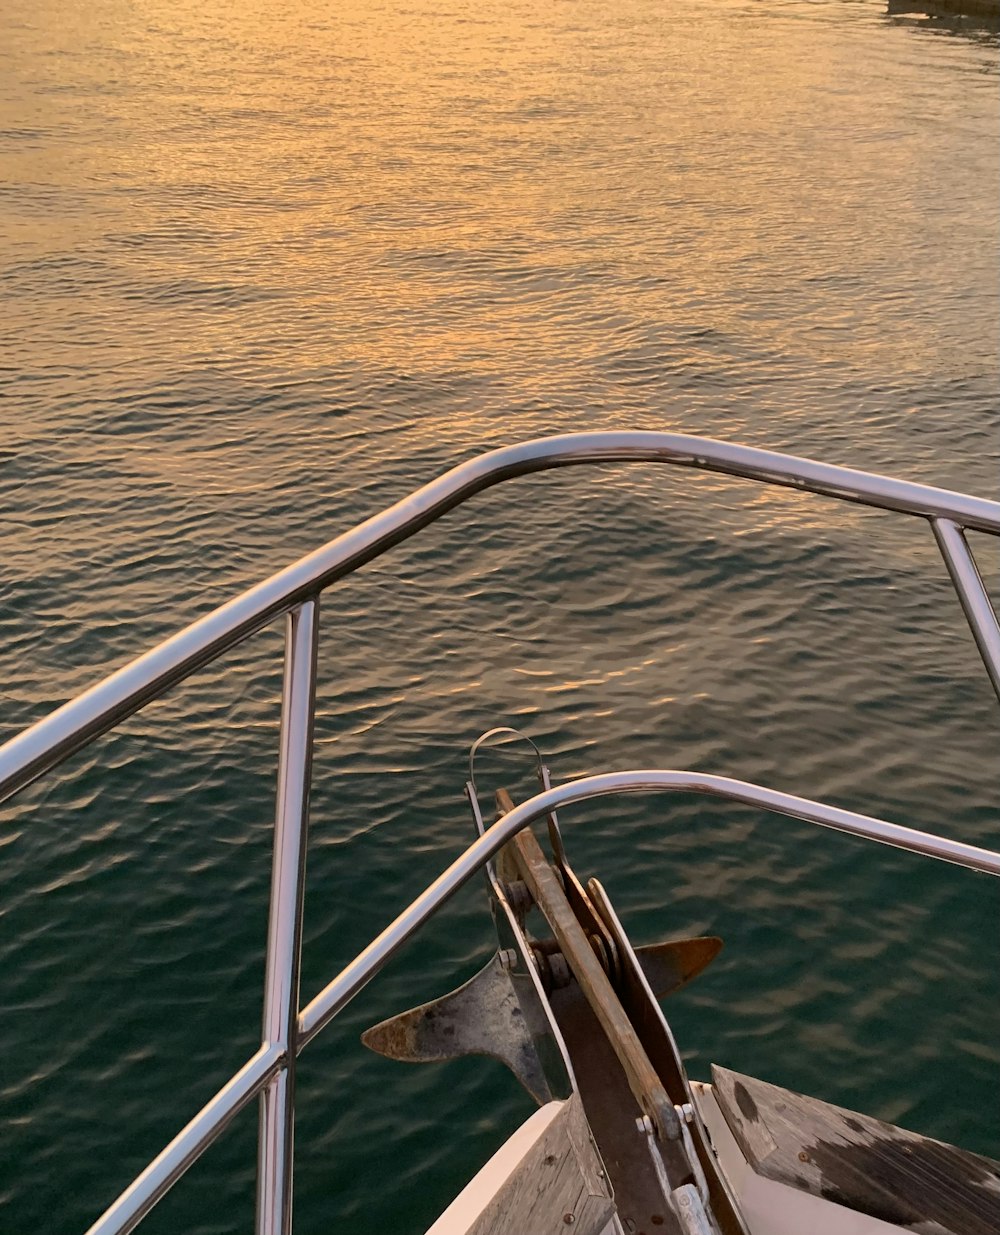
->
[1,0,998,1231]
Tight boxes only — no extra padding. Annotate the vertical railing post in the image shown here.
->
[932,518,1000,705]
[257,599,320,1235]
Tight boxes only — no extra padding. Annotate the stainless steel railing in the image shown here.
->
[1,433,998,1235]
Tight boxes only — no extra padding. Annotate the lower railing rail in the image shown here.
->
[0,433,998,1235]
[85,772,1000,1235]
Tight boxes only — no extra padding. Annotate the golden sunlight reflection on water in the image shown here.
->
[0,1,998,1233]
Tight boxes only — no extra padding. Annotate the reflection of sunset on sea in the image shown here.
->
[0,0,997,1231]
[4,0,996,430]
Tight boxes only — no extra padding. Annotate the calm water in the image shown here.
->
[1,0,998,1230]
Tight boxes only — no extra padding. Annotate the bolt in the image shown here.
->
[562,1213,575,1225]
[548,951,572,989]
[798,1151,809,1163]
[498,949,518,971]
[506,880,532,914]
[675,1102,695,1124]
[635,1115,654,1136]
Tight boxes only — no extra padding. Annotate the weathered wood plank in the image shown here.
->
[712,1065,1000,1235]
[498,792,679,1146]
[460,1093,615,1235]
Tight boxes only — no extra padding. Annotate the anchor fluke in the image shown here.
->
[635,935,723,999]
[361,950,554,1104]
[360,935,722,1106]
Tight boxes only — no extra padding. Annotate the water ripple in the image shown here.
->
[1,0,998,1231]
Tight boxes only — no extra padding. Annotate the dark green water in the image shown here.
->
[1,0,998,1231]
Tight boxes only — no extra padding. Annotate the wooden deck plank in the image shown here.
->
[460,1093,616,1235]
[712,1065,1000,1235]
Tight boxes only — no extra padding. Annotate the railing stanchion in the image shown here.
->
[932,518,1000,705]
[257,600,320,1235]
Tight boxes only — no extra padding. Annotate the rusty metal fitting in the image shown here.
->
[529,944,572,994]
[505,880,532,915]
[548,951,572,989]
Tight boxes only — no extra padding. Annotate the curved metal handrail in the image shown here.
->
[299,769,1000,1049]
[87,771,1000,1235]
[2,433,998,1235]
[2,430,999,804]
